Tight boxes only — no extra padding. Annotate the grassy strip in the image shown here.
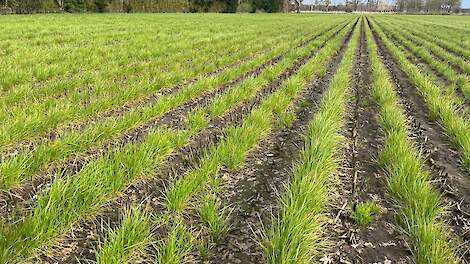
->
[375,18,470,100]
[95,207,152,264]
[0,17,349,145]
[0,22,303,120]
[1,15,342,92]
[378,17,469,75]
[0,25,300,147]
[365,20,459,264]
[0,20,355,263]
[0,128,185,263]
[369,18,470,172]
[0,20,351,191]
[392,16,470,60]
[156,19,359,263]
[261,18,360,264]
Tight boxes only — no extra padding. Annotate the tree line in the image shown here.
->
[0,0,286,14]
[0,0,462,14]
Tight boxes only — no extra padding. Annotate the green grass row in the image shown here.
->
[379,16,470,61]
[261,17,360,264]
[0,19,357,263]
[1,15,337,91]
[378,18,470,74]
[0,19,308,108]
[0,20,338,147]
[154,19,358,264]
[392,16,470,52]
[94,207,152,264]
[374,19,470,103]
[365,20,458,264]
[377,18,469,75]
[369,18,470,172]
[0,19,351,191]
[1,27,270,107]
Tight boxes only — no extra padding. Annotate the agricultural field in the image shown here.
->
[0,13,469,264]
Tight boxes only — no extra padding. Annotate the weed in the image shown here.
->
[351,201,380,225]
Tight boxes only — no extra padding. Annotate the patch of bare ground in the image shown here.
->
[324,21,410,264]
[0,22,351,223]
[369,18,470,262]
[203,20,357,264]
[32,21,355,263]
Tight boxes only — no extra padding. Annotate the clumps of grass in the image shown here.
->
[351,201,380,225]
[366,19,459,264]
[198,193,231,244]
[262,18,360,264]
[155,220,194,264]
[95,207,152,264]
[277,111,296,128]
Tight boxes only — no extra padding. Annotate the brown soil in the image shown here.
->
[369,17,470,262]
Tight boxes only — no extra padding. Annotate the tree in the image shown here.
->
[281,0,288,12]
[293,0,302,12]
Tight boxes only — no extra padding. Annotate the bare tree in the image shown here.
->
[293,0,302,12]
[322,0,331,11]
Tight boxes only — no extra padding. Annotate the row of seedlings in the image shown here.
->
[368,18,470,173]
[261,17,361,264]
[364,20,459,263]
[0,19,356,263]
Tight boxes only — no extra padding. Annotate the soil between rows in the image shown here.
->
[0,22,350,222]
[326,21,410,264]
[33,20,356,264]
[369,17,470,261]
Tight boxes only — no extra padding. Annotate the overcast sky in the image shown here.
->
[303,0,470,8]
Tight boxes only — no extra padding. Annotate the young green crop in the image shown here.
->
[95,207,152,264]
[262,18,360,264]
[0,18,356,263]
[0,18,351,191]
[365,20,458,263]
[376,17,469,75]
[387,16,470,59]
[369,18,470,172]
[157,19,358,262]
[351,201,380,225]
[375,18,470,101]
[0,15,351,151]
[0,21,320,148]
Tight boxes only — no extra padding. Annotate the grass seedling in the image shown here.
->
[351,201,380,225]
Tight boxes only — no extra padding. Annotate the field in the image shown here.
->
[0,13,469,264]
